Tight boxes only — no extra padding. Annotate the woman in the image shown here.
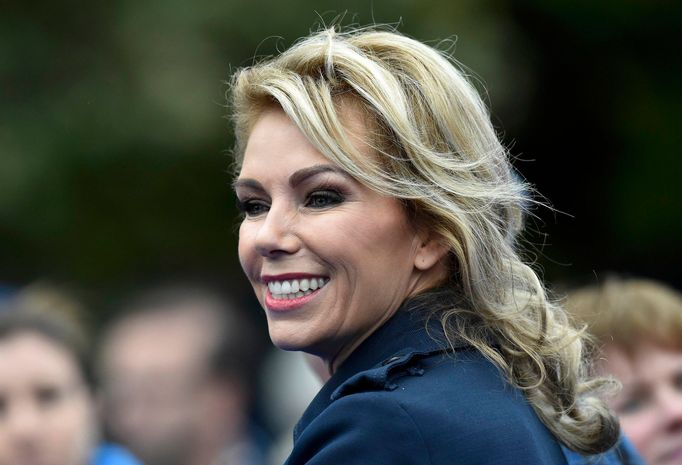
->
[230,26,639,464]
[0,298,142,465]
[567,277,682,465]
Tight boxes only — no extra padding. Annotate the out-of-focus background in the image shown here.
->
[2,0,680,305]
[1,2,680,464]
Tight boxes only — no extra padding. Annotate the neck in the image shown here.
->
[326,306,401,375]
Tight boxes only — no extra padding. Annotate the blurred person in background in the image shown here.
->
[258,351,322,465]
[98,284,267,465]
[566,277,682,465]
[0,285,141,465]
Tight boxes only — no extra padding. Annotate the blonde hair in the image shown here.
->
[567,277,682,352]
[229,26,619,454]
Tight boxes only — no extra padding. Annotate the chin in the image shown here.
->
[269,337,300,352]
[268,325,327,357]
[268,327,307,352]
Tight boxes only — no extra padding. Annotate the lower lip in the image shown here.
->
[265,288,323,312]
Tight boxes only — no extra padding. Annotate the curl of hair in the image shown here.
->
[229,26,619,454]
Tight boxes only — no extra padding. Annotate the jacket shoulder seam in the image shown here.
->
[394,398,435,465]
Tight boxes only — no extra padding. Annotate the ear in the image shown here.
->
[414,233,449,271]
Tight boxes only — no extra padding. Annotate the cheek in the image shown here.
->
[58,400,95,444]
[32,409,89,465]
[327,218,417,304]
[0,439,9,462]
[618,413,656,452]
[237,223,257,273]
[343,215,416,267]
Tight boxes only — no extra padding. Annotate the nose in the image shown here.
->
[253,204,300,258]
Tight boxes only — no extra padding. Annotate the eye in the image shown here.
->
[305,190,343,209]
[673,370,682,391]
[35,385,64,408]
[236,198,270,217]
[615,392,649,415]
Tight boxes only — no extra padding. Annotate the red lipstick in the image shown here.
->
[265,290,322,312]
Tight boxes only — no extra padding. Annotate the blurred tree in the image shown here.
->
[1,0,679,310]
[507,0,681,285]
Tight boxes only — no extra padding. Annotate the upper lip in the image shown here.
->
[261,272,328,283]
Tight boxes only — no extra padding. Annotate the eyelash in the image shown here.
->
[305,189,344,209]
[236,198,268,217]
[236,188,345,218]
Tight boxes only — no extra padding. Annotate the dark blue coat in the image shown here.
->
[284,299,644,465]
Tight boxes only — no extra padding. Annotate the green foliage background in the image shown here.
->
[2,0,680,308]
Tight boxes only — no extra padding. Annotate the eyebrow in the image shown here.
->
[288,164,351,187]
[233,164,352,191]
[232,178,263,191]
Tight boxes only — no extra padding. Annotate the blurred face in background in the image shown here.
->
[602,341,682,465]
[0,331,96,465]
[100,310,243,465]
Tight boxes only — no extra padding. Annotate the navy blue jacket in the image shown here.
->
[285,298,644,465]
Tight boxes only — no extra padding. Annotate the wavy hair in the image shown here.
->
[229,26,619,454]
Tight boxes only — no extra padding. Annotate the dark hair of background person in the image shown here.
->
[98,281,266,392]
[1,2,679,317]
[0,301,93,388]
[95,280,271,465]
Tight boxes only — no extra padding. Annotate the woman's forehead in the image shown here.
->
[242,103,372,168]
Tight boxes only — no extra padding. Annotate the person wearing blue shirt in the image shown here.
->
[92,443,143,465]
[0,292,142,465]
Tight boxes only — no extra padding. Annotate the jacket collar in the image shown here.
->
[294,289,471,439]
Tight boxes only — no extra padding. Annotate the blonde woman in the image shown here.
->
[229,26,640,464]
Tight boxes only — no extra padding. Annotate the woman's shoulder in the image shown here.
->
[287,389,432,465]
[288,348,569,465]
[334,346,550,430]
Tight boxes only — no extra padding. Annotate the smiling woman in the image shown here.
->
[236,107,447,365]
[228,26,641,465]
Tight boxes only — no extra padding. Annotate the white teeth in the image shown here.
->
[267,277,328,300]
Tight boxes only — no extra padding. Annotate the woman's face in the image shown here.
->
[601,342,682,465]
[0,331,96,465]
[236,107,443,369]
